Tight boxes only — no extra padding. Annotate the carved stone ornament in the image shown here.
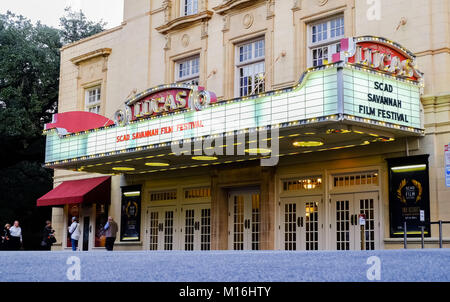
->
[242,13,254,29]
[316,0,328,6]
[163,0,172,23]
[201,21,209,39]
[292,0,301,11]
[222,15,230,32]
[181,34,190,47]
[266,0,275,19]
[164,35,171,50]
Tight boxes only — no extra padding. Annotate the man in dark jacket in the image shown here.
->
[104,216,118,251]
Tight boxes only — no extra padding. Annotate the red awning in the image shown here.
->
[37,176,111,207]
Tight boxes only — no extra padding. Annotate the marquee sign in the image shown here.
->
[42,36,424,166]
[332,36,423,81]
[115,84,217,126]
[342,67,421,128]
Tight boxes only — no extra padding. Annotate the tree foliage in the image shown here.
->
[59,7,106,45]
[0,9,106,249]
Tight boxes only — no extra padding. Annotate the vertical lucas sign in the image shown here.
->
[333,36,423,81]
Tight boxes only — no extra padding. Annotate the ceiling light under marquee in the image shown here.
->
[112,167,135,171]
[244,148,272,154]
[145,160,170,167]
[192,156,218,161]
[292,140,324,147]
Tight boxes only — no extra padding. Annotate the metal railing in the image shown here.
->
[403,220,450,249]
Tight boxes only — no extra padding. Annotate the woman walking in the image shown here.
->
[41,220,56,251]
[1,224,11,251]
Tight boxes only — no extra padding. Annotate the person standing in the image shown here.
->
[1,224,11,251]
[104,216,118,251]
[9,221,22,250]
[42,220,55,251]
[68,217,80,251]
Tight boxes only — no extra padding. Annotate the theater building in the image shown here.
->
[37,0,450,251]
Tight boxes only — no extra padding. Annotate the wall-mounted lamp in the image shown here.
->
[207,69,217,79]
[395,17,407,31]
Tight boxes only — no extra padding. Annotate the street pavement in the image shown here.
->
[0,249,449,282]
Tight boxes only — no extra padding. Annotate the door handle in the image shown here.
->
[195,221,200,231]
[245,219,250,229]
[297,217,301,227]
[351,215,354,226]
[297,217,304,227]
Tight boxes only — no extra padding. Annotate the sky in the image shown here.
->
[0,0,124,29]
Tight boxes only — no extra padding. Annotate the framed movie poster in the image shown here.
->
[387,155,430,237]
[120,185,142,241]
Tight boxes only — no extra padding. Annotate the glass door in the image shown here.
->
[331,192,379,250]
[148,206,177,250]
[228,191,260,250]
[181,204,211,250]
[355,192,378,250]
[280,196,322,250]
[82,216,90,251]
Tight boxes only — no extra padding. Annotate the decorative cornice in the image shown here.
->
[292,0,302,11]
[156,10,213,34]
[415,47,450,57]
[422,94,450,107]
[70,48,112,65]
[213,0,265,15]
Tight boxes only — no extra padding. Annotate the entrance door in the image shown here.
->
[228,191,260,250]
[280,196,322,250]
[82,216,90,251]
[148,206,177,250]
[181,204,211,251]
[331,192,379,250]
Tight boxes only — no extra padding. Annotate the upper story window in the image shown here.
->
[182,0,198,16]
[176,56,200,85]
[236,38,265,97]
[308,15,344,67]
[85,86,101,114]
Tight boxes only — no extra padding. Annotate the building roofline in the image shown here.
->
[60,24,124,51]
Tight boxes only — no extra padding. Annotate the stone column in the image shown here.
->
[260,167,276,250]
[51,207,65,251]
[210,169,228,250]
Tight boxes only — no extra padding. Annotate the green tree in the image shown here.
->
[59,7,107,45]
[0,9,106,250]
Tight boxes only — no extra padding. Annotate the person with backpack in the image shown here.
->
[68,217,80,251]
